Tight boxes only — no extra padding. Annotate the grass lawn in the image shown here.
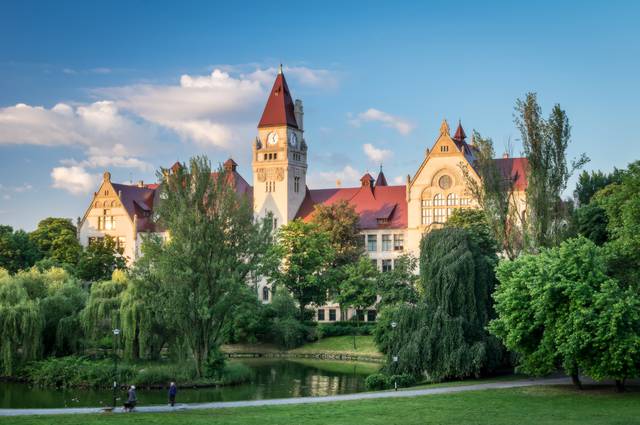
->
[289,335,381,357]
[4,385,640,425]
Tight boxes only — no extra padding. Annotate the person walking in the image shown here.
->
[124,385,137,412]
[168,382,177,407]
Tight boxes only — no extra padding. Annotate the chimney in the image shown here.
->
[503,152,509,159]
[137,180,144,188]
[294,99,304,131]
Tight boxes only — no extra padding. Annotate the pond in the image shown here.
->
[0,358,380,409]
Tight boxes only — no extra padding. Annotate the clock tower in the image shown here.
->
[252,65,307,228]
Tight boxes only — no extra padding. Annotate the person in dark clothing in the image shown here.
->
[124,385,137,412]
[168,382,177,406]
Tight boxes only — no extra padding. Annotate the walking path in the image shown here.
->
[0,377,571,417]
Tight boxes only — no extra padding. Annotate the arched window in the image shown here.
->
[262,287,269,301]
[447,193,457,206]
[433,193,444,206]
[421,198,432,225]
[111,200,116,207]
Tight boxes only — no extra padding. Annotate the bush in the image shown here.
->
[271,317,308,349]
[364,373,390,390]
[217,362,253,385]
[389,373,416,388]
[26,356,135,388]
[318,322,374,338]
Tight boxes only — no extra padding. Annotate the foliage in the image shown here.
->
[574,169,622,207]
[375,254,418,308]
[146,156,272,377]
[81,269,128,342]
[445,209,498,256]
[0,269,43,375]
[515,93,588,250]
[460,133,523,259]
[377,228,503,381]
[0,225,41,273]
[29,218,82,267]
[39,276,86,356]
[311,200,362,267]
[573,202,609,245]
[364,373,389,390]
[270,317,310,349]
[266,219,334,319]
[334,256,378,318]
[489,237,640,388]
[389,373,416,388]
[76,236,126,282]
[317,322,374,338]
[222,286,273,344]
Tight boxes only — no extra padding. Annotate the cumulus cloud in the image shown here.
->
[307,165,361,189]
[51,166,99,195]
[350,108,414,135]
[363,143,392,164]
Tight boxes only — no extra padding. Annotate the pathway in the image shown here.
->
[0,377,571,417]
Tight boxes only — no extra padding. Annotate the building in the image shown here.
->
[78,67,527,321]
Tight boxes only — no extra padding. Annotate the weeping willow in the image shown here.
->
[382,228,503,381]
[81,269,128,342]
[0,274,44,375]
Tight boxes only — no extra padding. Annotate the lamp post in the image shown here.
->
[391,321,398,391]
[112,328,120,410]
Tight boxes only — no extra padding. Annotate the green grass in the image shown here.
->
[289,336,381,357]
[3,385,640,425]
[287,358,381,375]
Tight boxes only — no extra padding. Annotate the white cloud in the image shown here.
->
[307,165,361,189]
[350,108,415,135]
[393,175,404,184]
[51,166,99,195]
[363,143,392,164]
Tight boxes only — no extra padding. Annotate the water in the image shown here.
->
[0,358,379,409]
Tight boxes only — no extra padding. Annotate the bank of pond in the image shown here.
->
[0,358,380,409]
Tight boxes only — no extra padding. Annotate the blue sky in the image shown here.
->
[1,0,639,230]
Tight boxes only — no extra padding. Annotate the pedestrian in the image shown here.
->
[124,385,137,412]
[168,382,177,406]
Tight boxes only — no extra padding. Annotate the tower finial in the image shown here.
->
[278,64,283,75]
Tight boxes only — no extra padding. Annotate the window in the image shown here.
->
[440,145,449,152]
[266,181,276,192]
[116,236,126,254]
[88,236,104,246]
[382,234,391,251]
[98,209,115,230]
[421,200,431,225]
[434,207,446,223]
[367,234,377,252]
[371,259,378,270]
[460,197,470,206]
[262,287,269,301]
[447,193,457,206]
[273,153,277,160]
[357,234,365,249]
[439,175,453,190]
[294,176,300,193]
[367,310,377,322]
[317,309,325,321]
[433,193,444,206]
[393,234,404,251]
[329,309,336,321]
[356,310,365,321]
[382,259,392,272]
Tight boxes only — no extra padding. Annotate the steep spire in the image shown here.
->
[258,68,298,129]
[453,120,467,142]
[440,119,450,136]
[375,164,388,186]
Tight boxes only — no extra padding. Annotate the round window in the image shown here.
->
[438,175,452,190]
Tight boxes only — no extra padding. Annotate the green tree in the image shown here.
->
[267,220,334,319]
[376,254,418,308]
[0,225,41,273]
[446,209,498,256]
[574,169,621,207]
[489,237,640,390]
[29,218,82,266]
[377,228,503,381]
[146,156,272,377]
[311,200,362,266]
[81,269,128,344]
[515,93,588,250]
[75,236,126,282]
[335,256,378,349]
[574,203,609,245]
[0,269,43,374]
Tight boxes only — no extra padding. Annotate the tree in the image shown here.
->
[335,256,378,349]
[0,225,41,273]
[81,269,128,344]
[574,169,621,207]
[460,132,523,259]
[377,228,503,381]
[445,209,498,256]
[267,220,334,319]
[29,218,82,266]
[515,93,588,250]
[574,203,609,245]
[146,156,272,377]
[0,269,43,374]
[376,254,418,308]
[75,236,126,282]
[311,200,362,266]
[489,237,640,390]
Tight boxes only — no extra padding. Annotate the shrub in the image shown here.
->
[26,356,135,388]
[318,322,374,338]
[217,362,253,385]
[271,317,307,349]
[364,373,390,390]
[388,373,416,388]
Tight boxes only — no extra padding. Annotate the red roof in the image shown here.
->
[494,157,528,190]
[112,183,157,232]
[375,169,388,187]
[258,70,298,129]
[453,122,467,141]
[296,185,407,230]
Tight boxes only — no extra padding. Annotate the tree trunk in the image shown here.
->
[570,373,582,389]
[615,379,625,392]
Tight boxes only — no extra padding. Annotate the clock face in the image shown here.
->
[267,131,279,145]
[289,132,297,147]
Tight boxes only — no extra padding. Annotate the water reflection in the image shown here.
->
[0,358,379,409]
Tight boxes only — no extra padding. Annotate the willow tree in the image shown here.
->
[0,269,43,375]
[81,269,128,343]
[148,156,272,377]
[380,228,503,381]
